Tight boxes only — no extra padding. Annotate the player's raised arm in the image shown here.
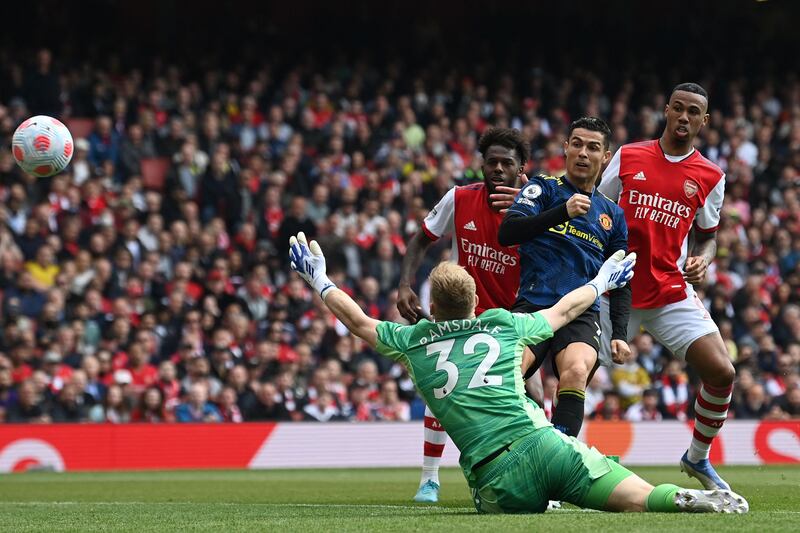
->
[289,232,380,348]
[538,251,636,332]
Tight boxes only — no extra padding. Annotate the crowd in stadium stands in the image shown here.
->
[0,48,799,424]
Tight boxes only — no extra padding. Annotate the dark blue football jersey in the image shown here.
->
[507,175,628,311]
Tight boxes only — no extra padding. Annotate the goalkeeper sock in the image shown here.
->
[645,484,681,512]
[551,388,586,437]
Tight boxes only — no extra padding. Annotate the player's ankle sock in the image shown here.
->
[421,406,446,485]
[551,388,586,437]
[645,484,681,512]
[688,382,732,463]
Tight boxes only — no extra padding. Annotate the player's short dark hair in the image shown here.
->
[478,127,530,166]
[567,117,612,150]
[671,82,709,103]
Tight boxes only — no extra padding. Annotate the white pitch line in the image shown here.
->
[0,502,470,511]
[1,502,797,514]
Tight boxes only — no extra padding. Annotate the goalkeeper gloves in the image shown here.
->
[588,250,637,297]
[289,232,336,300]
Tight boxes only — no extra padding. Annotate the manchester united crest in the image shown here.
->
[599,213,613,231]
[683,179,699,198]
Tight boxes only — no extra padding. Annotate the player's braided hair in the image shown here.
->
[478,127,530,166]
[567,116,612,150]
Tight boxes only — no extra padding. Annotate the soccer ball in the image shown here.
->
[11,115,74,177]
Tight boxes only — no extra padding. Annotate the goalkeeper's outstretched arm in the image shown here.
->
[289,232,379,348]
[538,250,636,332]
[322,289,379,348]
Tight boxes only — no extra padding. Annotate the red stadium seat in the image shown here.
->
[65,117,94,140]
[140,158,170,191]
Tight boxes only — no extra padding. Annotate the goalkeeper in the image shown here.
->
[288,232,748,514]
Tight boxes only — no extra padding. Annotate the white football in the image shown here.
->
[12,115,74,177]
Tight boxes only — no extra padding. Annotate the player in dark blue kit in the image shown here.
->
[498,117,632,439]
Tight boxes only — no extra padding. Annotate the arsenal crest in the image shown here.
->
[684,179,699,198]
[599,213,613,231]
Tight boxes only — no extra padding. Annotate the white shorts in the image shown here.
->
[598,286,719,366]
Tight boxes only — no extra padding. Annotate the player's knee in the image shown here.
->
[559,366,590,389]
[703,354,735,387]
[717,359,736,386]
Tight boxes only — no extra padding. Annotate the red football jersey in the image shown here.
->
[422,183,520,314]
[599,140,725,309]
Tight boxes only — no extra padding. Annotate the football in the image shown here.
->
[11,115,74,177]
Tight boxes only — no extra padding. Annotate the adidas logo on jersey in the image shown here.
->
[633,171,647,181]
[463,220,477,231]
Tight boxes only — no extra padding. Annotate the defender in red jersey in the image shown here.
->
[398,128,528,503]
[598,83,734,492]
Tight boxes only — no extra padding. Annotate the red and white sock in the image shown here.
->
[688,382,732,463]
[420,405,446,486]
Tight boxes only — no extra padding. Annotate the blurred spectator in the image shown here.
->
[217,386,244,423]
[88,384,131,423]
[132,386,171,422]
[248,382,291,421]
[303,390,346,422]
[6,379,50,423]
[88,116,120,168]
[735,383,772,419]
[611,358,651,410]
[659,360,691,421]
[25,49,60,116]
[626,389,663,422]
[49,383,88,422]
[770,384,800,419]
[372,380,410,421]
[175,383,222,422]
[592,391,623,421]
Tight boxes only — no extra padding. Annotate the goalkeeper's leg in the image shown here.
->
[581,460,749,513]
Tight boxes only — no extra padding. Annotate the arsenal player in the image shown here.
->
[598,83,733,491]
[397,127,527,503]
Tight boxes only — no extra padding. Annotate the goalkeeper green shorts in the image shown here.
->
[470,427,634,514]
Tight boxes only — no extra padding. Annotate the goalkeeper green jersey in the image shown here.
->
[375,308,554,476]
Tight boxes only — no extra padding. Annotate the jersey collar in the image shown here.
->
[562,175,596,198]
[657,139,696,163]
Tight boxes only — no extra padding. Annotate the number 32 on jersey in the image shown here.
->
[425,333,502,398]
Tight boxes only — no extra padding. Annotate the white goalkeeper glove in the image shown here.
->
[588,250,637,297]
[289,232,336,299]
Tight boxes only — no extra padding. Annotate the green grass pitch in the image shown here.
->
[0,466,797,532]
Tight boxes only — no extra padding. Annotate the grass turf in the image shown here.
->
[0,466,797,532]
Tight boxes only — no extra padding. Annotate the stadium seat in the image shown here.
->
[140,158,170,191]
[65,118,94,140]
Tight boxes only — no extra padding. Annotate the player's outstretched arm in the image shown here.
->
[289,232,379,348]
[539,250,636,332]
